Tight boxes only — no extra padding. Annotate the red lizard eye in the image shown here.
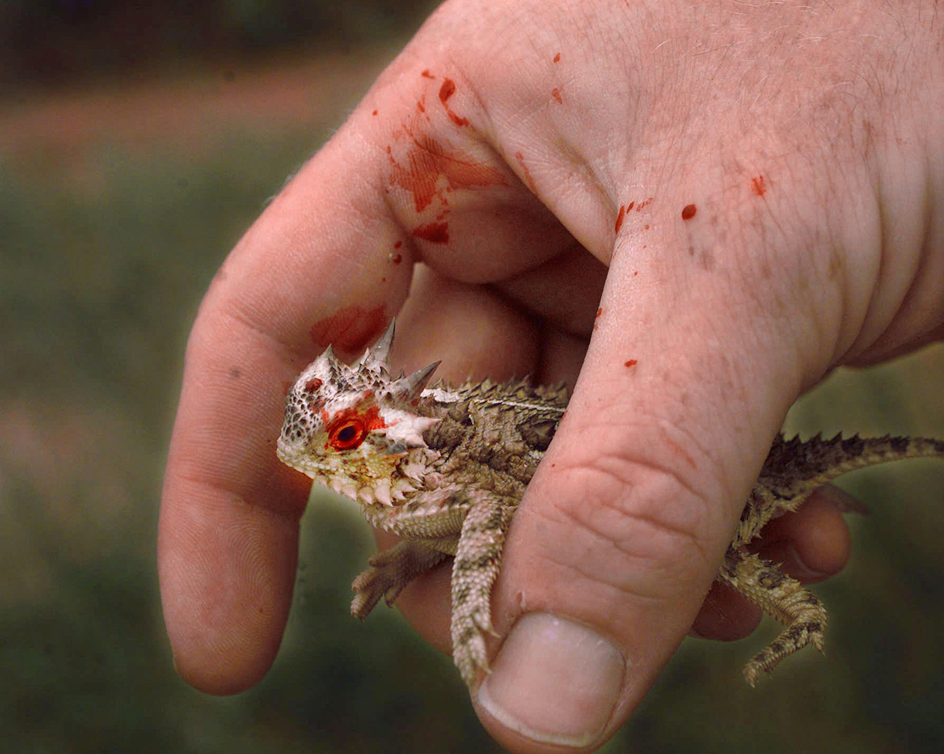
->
[328,419,366,451]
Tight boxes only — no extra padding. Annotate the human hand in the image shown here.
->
[158,0,944,750]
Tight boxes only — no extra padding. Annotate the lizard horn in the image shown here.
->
[313,343,338,368]
[390,360,439,399]
[360,319,396,371]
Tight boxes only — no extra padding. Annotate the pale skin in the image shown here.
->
[158,1,944,751]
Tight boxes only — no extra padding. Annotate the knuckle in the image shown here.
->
[525,439,734,602]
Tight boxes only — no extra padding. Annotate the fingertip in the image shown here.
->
[752,486,853,582]
[476,613,624,751]
[171,636,277,697]
[480,458,721,749]
[159,477,302,696]
[689,580,763,641]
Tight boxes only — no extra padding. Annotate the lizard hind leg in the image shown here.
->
[718,549,828,686]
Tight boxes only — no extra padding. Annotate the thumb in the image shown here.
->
[475,242,810,750]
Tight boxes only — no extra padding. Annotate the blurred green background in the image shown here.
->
[2,3,943,752]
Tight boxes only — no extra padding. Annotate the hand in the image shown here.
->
[158,0,944,750]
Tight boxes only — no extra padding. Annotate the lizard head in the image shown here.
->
[276,321,441,506]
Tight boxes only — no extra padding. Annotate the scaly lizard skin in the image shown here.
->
[276,322,944,687]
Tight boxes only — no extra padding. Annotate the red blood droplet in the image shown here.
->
[309,305,388,352]
[551,87,562,105]
[372,109,378,116]
[439,78,456,102]
[393,240,402,249]
[751,175,767,196]
[614,205,626,233]
[391,253,403,264]
[421,69,434,79]
[438,78,469,126]
[624,359,638,368]
[412,222,450,244]
[596,307,603,318]
[553,53,561,63]
[514,151,537,193]
[681,204,697,220]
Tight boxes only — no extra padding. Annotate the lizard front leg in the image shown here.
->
[450,496,516,687]
[351,539,449,619]
[718,548,828,686]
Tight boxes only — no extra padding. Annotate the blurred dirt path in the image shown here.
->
[0,50,392,163]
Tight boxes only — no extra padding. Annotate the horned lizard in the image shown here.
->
[276,322,944,687]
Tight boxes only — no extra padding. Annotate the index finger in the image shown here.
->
[157,49,571,694]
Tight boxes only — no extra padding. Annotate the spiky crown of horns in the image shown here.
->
[277,320,443,486]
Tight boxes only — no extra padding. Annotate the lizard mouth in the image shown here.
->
[275,435,318,478]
